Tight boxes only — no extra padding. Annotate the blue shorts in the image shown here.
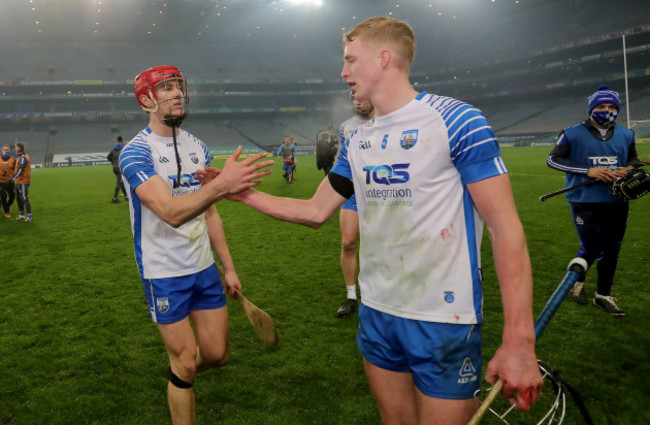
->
[357,304,482,399]
[142,264,227,324]
[341,194,357,211]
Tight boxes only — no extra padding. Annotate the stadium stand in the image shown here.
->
[2,2,650,162]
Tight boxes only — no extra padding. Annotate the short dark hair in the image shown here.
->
[15,142,25,152]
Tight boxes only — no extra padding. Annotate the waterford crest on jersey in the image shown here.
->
[120,127,214,279]
[330,92,507,324]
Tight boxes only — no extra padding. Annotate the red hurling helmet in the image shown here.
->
[133,65,188,113]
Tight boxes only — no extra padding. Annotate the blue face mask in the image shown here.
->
[591,109,617,128]
[1,152,9,159]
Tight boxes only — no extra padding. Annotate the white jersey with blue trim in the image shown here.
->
[339,115,370,146]
[120,127,214,279]
[330,92,507,324]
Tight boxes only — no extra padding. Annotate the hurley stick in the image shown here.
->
[234,289,279,346]
[217,266,278,346]
[468,258,588,425]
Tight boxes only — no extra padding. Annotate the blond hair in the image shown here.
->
[343,16,416,70]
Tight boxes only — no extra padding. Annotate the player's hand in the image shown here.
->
[195,166,221,184]
[221,268,242,298]
[587,167,619,182]
[205,146,273,196]
[225,188,253,203]
[615,166,632,176]
[485,341,543,411]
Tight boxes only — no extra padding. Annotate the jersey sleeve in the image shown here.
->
[547,131,588,174]
[437,98,506,183]
[192,132,211,168]
[119,139,157,190]
[204,144,211,168]
[12,157,27,179]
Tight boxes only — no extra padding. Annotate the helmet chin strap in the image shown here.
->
[162,110,188,188]
[162,112,187,128]
[152,92,188,188]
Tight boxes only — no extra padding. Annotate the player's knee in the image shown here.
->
[202,347,229,369]
[341,237,358,254]
[168,364,195,389]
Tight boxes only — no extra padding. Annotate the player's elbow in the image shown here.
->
[164,217,185,229]
[306,220,324,229]
[171,221,185,229]
[546,156,556,169]
[303,211,331,229]
[158,211,189,229]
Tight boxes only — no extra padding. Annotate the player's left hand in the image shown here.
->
[221,267,242,299]
[202,146,274,197]
[485,341,543,411]
[195,166,221,184]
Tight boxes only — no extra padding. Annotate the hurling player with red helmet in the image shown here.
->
[119,65,272,424]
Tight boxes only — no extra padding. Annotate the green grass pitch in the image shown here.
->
[1,146,649,424]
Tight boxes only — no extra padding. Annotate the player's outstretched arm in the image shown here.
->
[230,177,347,228]
[467,173,543,411]
[137,146,273,228]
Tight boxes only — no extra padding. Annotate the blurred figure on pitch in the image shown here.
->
[0,144,16,218]
[316,127,338,176]
[221,17,542,424]
[107,136,128,203]
[277,136,296,183]
[336,92,375,318]
[11,143,32,222]
[547,85,643,317]
[120,65,272,425]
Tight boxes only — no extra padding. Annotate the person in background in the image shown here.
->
[336,93,375,318]
[547,85,642,317]
[11,143,32,222]
[277,136,296,184]
[107,136,128,203]
[120,65,272,425]
[220,16,542,424]
[0,144,16,218]
[316,127,338,176]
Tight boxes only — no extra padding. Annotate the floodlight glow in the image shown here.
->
[290,0,323,5]
[269,0,324,6]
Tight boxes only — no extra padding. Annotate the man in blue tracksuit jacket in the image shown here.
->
[547,85,643,316]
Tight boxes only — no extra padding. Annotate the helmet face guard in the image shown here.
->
[134,66,189,119]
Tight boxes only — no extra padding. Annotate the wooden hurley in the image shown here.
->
[217,266,278,346]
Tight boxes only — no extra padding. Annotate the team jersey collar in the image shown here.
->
[415,91,428,101]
